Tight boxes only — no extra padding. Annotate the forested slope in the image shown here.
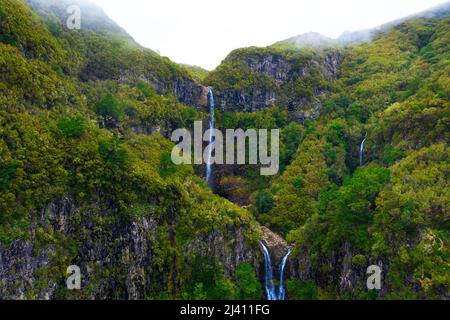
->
[0,0,448,300]
[207,8,449,299]
[0,0,260,300]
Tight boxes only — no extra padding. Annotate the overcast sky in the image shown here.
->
[90,0,447,70]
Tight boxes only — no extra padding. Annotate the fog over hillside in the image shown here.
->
[87,0,450,69]
[277,1,450,48]
[26,0,134,40]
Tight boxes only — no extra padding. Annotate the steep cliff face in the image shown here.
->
[287,244,389,298]
[213,88,277,113]
[155,75,208,108]
[260,227,288,266]
[205,48,342,120]
[0,196,259,299]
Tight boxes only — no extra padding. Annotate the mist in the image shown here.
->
[30,0,450,69]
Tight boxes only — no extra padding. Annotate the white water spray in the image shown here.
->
[206,89,215,186]
[360,132,368,166]
[260,241,292,300]
[260,242,277,300]
[278,247,293,300]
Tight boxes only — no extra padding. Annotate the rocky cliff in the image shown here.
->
[205,47,342,121]
[0,196,259,299]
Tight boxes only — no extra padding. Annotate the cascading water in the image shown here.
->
[278,247,293,300]
[206,89,215,186]
[260,242,277,300]
[360,132,368,166]
[260,241,292,300]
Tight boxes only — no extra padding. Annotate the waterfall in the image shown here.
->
[260,241,292,300]
[360,132,368,166]
[260,242,277,300]
[278,247,293,300]
[206,89,215,186]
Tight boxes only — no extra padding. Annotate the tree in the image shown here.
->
[373,144,449,299]
[255,191,274,215]
[235,263,261,300]
[287,280,318,300]
[99,137,129,168]
[94,94,123,128]
[57,115,86,138]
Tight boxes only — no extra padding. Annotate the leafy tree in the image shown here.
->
[57,115,86,138]
[94,94,123,128]
[186,256,239,300]
[255,190,274,215]
[99,137,129,168]
[0,161,17,191]
[287,280,318,300]
[373,144,449,299]
[235,263,261,299]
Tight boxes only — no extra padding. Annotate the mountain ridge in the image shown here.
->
[26,0,134,41]
[276,1,450,49]
[0,0,448,301]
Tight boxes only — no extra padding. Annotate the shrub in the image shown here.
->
[95,94,123,127]
[235,263,261,300]
[255,191,274,214]
[287,280,318,300]
[57,115,86,138]
[99,137,129,168]
[0,161,17,191]
[352,254,367,266]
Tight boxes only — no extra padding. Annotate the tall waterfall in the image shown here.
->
[260,241,292,300]
[260,242,277,300]
[206,89,215,186]
[360,132,368,166]
[278,247,293,300]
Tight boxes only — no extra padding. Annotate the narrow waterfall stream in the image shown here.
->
[206,89,215,187]
[260,241,292,300]
[260,242,277,300]
[278,247,293,300]
[360,132,368,166]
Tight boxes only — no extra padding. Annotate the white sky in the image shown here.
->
[90,0,447,70]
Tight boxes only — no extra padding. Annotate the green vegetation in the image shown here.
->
[287,280,318,300]
[205,46,335,114]
[0,0,448,300]
[0,0,258,299]
[181,64,209,82]
[57,115,87,139]
[235,263,262,300]
[207,11,449,300]
[271,17,448,299]
[181,259,261,300]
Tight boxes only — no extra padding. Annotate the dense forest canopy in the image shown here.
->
[0,0,448,300]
